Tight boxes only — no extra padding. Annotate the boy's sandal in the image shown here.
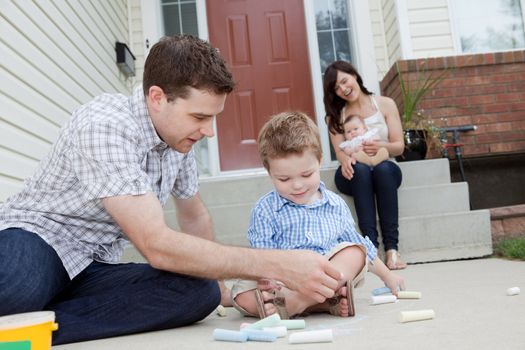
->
[386,249,407,270]
[254,288,289,319]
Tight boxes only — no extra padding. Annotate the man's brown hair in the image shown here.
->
[257,111,322,170]
[143,34,235,101]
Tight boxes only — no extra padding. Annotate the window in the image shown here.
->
[162,0,198,36]
[313,0,354,74]
[452,0,525,53]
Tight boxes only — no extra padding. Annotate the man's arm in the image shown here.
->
[102,192,343,303]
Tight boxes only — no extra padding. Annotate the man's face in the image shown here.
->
[148,87,227,153]
[267,150,321,205]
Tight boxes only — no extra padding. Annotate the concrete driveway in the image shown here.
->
[55,258,525,350]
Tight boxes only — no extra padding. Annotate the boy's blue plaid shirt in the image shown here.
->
[248,182,377,262]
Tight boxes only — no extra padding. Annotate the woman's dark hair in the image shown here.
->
[143,34,235,101]
[323,61,373,134]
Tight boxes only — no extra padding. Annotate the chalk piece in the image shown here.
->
[239,322,252,329]
[399,309,435,323]
[213,329,248,342]
[248,313,281,329]
[372,286,392,295]
[263,326,287,337]
[507,287,520,296]
[370,295,397,305]
[279,319,306,329]
[216,305,227,317]
[288,329,333,344]
[397,291,422,299]
[240,328,277,342]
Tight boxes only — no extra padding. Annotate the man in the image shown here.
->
[0,35,342,344]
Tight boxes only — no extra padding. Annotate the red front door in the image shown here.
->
[207,0,315,171]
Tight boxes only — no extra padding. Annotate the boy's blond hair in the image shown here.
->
[257,111,322,170]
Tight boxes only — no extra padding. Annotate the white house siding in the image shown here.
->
[0,0,132,202]
[129,0,145,84]
[369,0,390,79]
[405,0,455,58]
[380,0,402,69]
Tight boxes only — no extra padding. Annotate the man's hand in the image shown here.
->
[267,250,343,303]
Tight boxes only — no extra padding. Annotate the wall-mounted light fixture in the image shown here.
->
[115,42,136,77]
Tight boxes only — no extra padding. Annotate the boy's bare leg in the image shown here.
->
[219,281,233,307]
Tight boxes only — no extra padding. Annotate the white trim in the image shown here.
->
[303,0,331,168]
[447,0,462,54]
[195,0,221,176]
[395,0,412,59]
[351,0,380,96]
[140,0,163,56]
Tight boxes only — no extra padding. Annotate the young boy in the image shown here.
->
[231,111,405,319]
[339,114,389,166]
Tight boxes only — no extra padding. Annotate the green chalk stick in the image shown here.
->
[279,319,306,329]
[247,313,281,329]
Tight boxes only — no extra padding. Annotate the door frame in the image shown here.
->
[141,0,379,177]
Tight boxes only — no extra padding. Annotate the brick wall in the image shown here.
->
[380,51,525,158]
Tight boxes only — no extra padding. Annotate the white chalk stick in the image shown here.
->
[397,291,422,299]
[370,295,397,305]
[507,287,520,296]
[216,305,227,317]
[263,326,287,338]
[399,309,435,323]
[288,329,333,344]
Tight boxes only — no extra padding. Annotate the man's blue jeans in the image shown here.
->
[0,228,220,345]
[334,161,402,251]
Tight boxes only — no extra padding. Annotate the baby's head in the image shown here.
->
[258,111,322,205]
[343,114,367,140]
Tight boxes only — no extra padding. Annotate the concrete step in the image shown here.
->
[123,208,493,264]
[398,209,493,263]
[196,158,452,207]
[121,157,492,265]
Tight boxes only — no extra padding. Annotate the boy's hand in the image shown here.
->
[383,272,405,296]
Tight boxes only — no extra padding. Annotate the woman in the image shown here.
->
[323,60,407,270]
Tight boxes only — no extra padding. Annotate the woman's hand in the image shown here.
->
[340,154,356,180]
[362,139,381,156]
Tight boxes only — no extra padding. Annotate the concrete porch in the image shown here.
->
[123,158,493,264]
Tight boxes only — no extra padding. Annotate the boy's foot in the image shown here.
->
[302,285,353,317]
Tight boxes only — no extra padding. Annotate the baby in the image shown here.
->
[339,114,389,166]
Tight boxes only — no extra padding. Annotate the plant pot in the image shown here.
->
[396,129,427,161]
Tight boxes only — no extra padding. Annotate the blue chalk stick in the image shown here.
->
[371,286,392,295]
[240,328,277,342]
[213,329,248,342]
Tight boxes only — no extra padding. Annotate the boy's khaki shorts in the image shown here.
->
[231,242,368,316]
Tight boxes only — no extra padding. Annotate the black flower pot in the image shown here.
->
[396,129,427,161]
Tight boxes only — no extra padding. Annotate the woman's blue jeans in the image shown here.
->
[0,228,220,345]
[334,161,402,251]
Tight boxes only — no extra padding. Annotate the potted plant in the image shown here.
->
[395,60,449,161]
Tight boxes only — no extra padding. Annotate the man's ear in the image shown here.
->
[147,86,165,112]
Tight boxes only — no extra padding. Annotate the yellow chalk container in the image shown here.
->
[0,311,58,350]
